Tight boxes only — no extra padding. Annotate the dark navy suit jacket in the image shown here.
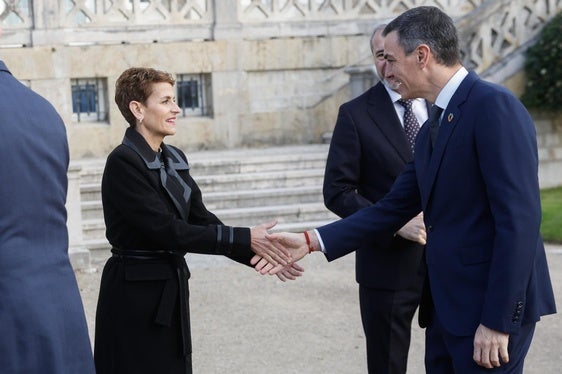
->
[323,82,425,290]
[318,71,556,336]
[0,61,95,372]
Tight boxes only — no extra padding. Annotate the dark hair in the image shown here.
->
[383,6,460,66]
[115,67,175,127]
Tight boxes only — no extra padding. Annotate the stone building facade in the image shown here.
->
[3,0,558,160]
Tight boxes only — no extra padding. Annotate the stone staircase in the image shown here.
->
[78,143,338,255]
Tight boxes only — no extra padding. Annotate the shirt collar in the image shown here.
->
[434,66,468,110]
[384,83,402,102]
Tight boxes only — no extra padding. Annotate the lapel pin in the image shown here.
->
[447,113,454,122]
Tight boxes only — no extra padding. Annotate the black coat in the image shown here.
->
[94,128,254,374]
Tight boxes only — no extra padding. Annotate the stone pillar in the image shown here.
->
[67,164,91,270]
[344,65,377,100]
[211,0,242,40]
[321,65,376,144]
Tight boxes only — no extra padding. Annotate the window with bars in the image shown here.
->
[176,73,212,117]
[71,78,108,123]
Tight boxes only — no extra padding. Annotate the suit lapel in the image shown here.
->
[420,72,478,206]
[366,83,412,163]
[421,106,461,204]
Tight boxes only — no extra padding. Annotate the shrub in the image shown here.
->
[520,11,562,110]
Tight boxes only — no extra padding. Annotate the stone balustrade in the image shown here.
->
[2,1,560,80]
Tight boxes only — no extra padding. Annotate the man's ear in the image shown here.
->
[417,44,430,66]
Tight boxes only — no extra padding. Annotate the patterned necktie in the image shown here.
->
[428,105,444,147]
[397,99,421,153]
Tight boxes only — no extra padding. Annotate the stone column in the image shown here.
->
[344,65,376,100]
[67,164,91,270]
[211,0,243,40]
[321,65,377,144]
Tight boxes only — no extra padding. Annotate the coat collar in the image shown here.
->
[122,127,189,171]
[122,128,191,220]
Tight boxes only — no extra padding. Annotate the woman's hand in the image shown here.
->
[249,220,292,267]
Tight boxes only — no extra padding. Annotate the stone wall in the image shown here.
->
[1,0,561,160]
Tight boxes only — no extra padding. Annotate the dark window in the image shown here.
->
[71,78,108,122]
[176,74,212,117]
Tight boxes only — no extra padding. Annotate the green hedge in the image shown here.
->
[521,12,562,110]
[541,187,562,244]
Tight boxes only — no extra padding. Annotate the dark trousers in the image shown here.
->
[359,267,425,374]
[425,310,535,373]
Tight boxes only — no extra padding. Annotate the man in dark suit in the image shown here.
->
[323,24,427,373]
[265,6,556,373]
[0,39,96,372]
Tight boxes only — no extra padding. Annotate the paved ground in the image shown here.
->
[76,244,562,373]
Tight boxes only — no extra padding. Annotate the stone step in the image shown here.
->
[77,144,330,184]
[84,216,338,255]
[81,185,325,220]
[212,202,338,227]
[77,144,334,252]
[82,202,336,242]
[80,168,325,203]
[202,185,323,209]
[193,168,325,192]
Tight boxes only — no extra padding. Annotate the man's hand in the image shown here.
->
[250,220,291,266]
[249,230,319,275]
[265,231,314,273]
[395,212,426,244]
[473,323,509,368]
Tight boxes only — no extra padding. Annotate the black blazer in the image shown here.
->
[323,82,425,289]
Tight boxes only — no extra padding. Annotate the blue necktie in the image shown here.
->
[428,105,443,147]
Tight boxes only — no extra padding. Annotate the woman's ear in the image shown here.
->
[129,101,143,120]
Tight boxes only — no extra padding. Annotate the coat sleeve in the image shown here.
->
[318,162,421,261]
[102,147,252,259]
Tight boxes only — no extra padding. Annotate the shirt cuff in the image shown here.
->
[313,228,327,254]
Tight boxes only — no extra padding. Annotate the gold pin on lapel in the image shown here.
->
[447,113,454,122]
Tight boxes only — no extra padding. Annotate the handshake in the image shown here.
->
[248,220,319,282]
[248,213,427,281]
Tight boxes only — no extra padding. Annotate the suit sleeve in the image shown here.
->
[318,162,421,261]
[323,104,373,217]
[475,90,542,333]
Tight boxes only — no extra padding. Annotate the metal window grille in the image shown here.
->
[71,78,108,122]
[176,73,212,117]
